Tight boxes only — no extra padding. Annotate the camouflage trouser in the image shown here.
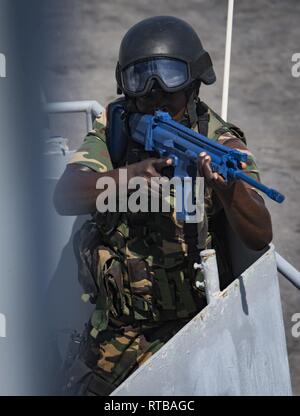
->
[62,318,190,396]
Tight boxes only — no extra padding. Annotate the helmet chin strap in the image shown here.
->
[182,81,201,127]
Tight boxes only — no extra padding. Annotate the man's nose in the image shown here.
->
[149,80,170,98]
[150,91,171,107]
[149,88,164,100]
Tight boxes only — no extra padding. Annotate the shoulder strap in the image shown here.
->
[196,100,209,136]
[106,97,129,168]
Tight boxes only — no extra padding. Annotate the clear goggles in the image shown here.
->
[121,58,190,96]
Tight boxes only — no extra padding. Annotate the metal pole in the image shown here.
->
[276,252,300,290]
[45,100,103,118]
[86,109,93,132]
[221,0,234,121]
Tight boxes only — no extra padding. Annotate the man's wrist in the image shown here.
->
[213,180,249,207]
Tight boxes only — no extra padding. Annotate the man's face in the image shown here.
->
[135,88,187,121]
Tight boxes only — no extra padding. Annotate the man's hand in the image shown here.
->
[128,157,173,183]
[127,157,173,199]
[197,151,247,192]
[197,149,272,251]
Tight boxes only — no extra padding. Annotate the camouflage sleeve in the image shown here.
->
[216,131,265,199]
[217,131,261,183]
[67,111,114,173]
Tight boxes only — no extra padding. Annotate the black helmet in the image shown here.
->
[116,15,216,97]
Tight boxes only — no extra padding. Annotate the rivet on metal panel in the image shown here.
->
[200,249,220,304]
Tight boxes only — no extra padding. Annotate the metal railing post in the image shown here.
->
[199,249,221,303]
[276,252,300,290]
[44,100,104,133]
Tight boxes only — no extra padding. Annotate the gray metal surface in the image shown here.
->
[44,137,77,284]
[44,135,93,361]
[112,245,292,396]
[43,101,104,340]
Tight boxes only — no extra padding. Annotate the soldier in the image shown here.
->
[54,16,272,396]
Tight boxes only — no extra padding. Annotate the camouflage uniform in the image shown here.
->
[62,101,261,396]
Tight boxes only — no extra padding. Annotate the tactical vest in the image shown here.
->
[74,99,246,338]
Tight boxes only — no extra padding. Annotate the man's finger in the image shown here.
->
[153,158,173,172]
[147,166,161,177]
[197,152,207,176]
[202,155,214,180]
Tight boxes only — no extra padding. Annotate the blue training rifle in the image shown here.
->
[128,110,285,221]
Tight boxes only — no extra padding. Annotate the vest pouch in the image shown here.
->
[74,219,129,336]
[97,246,127,319]
[73,219,104,300]
[149,251,202,319]
[167,268,198,318]
[126,257,160,321]
[90,246,129,337]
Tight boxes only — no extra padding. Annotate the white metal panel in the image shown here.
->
[112,246,292,396]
